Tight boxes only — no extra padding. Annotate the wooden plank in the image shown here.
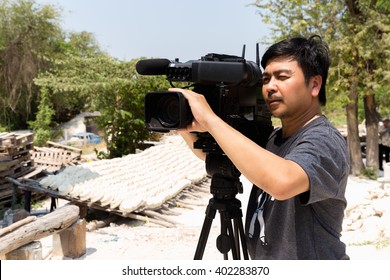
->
[32,158,64,166]
[15,133,33,143]
[0,216,37,237]
[0,204,80,255]
[20,166,45,179]
[0,198,13,208]
[0,133,17,146]
[0,182,12,191]
[12,143,34,156]
[47,141,82,155]
[0,154,13,162]
[0,159,34,178]
[0,188,13,198]
[31,150,80,163]
[0,149,30,162]
[0,153,31,171]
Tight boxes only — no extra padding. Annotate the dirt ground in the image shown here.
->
[40,184,239,260]
[38,176,390,260]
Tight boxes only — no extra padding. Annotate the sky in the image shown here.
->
[34,0,271,63]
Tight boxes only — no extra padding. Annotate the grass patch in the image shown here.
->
[362,167,378,180]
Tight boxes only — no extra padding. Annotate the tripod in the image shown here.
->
[193,154,249,260]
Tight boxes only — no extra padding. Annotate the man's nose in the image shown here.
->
[265,77,278,95]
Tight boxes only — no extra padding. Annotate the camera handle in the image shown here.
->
[193,154,249,260]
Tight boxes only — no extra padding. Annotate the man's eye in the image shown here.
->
[262,77,270,84]
[278,75,289,80]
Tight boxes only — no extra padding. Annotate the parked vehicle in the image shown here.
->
[68,132,102,145]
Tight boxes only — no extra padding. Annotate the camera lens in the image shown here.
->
[156,95,180,128]
[145,91,192,131]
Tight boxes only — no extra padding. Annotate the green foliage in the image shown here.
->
[28,87,55,146]
[252,0,390,114]
[1,0,170,158]
[92,60,170,157]
[252,0,390,174]
[0,0,107,129]
[35,54,170,157]
[0,0,63,130]
[377,86,390,118]
[361,167,378,180]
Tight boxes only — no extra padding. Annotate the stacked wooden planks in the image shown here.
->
[0,132,35,207]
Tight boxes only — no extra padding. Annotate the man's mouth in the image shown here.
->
[268,99,282,106]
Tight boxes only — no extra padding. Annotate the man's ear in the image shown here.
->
[311,75,322,97]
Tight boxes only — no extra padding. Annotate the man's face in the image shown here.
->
[261,58,318,120]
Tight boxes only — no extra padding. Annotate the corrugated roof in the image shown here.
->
[39,135,208,215]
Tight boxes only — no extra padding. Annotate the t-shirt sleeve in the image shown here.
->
[284,127,349,205]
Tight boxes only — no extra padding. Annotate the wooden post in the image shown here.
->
[52,219,86,258]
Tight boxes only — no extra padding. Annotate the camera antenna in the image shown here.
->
[256,43,260,66]
[241,44,246,59]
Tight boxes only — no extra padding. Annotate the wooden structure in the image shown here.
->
[7,176,210,228]
[4,135,209,228]
[0,204,83,259]
[31,141,82,172]
[0,132,35,208]
[0,132,82,209]
[0,135,213,259]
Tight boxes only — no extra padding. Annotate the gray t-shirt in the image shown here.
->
[245,115,349,259]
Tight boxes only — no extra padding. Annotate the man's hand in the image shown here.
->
[169,88,219,133]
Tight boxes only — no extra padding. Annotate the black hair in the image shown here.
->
[261,35,330,106]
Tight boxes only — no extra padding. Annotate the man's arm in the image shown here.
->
[178,131,206,161]
[172,88,309,201]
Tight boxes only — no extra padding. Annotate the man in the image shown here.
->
[379,117,390,171]
[172,35,349,259]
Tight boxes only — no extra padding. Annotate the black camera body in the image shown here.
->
[136,49,273,154]
[137,51,272,135]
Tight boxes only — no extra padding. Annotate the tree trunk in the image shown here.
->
[346,76,363,175]
[364,94,379,169]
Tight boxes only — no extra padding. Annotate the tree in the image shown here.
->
[44,31,108,123]
[343,0,390,173]
[0,0,63,130]
[1,0,170,157]
[35,54,169,157]
[28,86,54,146]
[252,0,390,175]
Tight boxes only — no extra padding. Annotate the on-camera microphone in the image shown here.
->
[135,58,171,75]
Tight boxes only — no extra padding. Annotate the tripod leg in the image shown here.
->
[218,212,229,260]
[194,203,217,260]
[233,219,241,260]
[236,217,249,260]
[224,216,239,260]
[217,209,239,260]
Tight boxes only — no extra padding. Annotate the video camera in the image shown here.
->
[136,46,273,150]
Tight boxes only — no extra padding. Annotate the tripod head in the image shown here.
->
[193,130,243,200]
[205,153,243,200]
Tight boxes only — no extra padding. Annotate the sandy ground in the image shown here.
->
[36,176,390,260]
